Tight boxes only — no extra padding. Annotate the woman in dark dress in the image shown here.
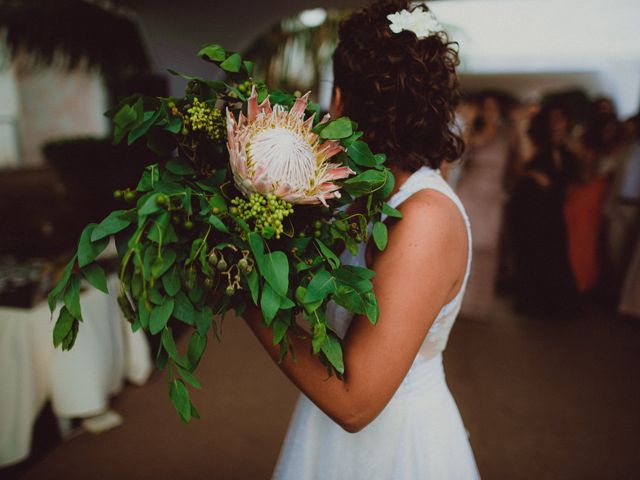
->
[509,105,580,316]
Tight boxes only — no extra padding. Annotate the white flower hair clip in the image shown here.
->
[387,6,442,40]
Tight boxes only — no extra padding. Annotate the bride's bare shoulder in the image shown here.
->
[395,188,466,235]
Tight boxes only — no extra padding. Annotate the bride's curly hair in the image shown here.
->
[333,0,463,171]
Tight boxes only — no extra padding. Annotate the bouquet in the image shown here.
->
[48,43,401,422]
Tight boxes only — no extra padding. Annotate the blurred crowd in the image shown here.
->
[451,91,640,320]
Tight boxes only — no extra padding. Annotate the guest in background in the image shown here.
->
[617,113,640,318]
[443,95,478,189]
[456,92,515,319]
[563,112,614,295]
[508,104,580,317]
[594,105,637,301]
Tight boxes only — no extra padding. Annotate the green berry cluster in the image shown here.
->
[230,193,293,239]
[237,80,253,96]
[186,98,225,141]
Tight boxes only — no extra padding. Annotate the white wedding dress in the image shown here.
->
[273,166,480,479]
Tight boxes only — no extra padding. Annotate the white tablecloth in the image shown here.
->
[0,276,152,467]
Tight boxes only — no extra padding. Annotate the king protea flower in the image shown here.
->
[226,87,354,206]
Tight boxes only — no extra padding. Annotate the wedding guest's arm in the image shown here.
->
[243,189,468,433]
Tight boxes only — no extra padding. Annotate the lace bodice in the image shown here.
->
[326,166,472,359]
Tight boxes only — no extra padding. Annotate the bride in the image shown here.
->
[244,1,480,478]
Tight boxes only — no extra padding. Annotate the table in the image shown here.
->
[0,276,152,467]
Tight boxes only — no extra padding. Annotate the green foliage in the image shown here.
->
[48,41,399,423]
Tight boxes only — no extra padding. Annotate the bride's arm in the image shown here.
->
[243,190,468,433]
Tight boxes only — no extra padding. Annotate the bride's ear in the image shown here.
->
[330,86,344,118]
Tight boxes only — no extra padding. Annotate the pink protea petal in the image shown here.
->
[324,163,355,178]
[247,86,259,122]
[318,113,331,125]
[318,182,341,194]
[291,91,310,117]
[226,85,356,205]
[226,109,237,142]
[317,141,344,160]
[258,96,272,116]
[303,114,316,131]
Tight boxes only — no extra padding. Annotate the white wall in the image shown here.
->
[124,0,640,117]
[130,0,363,96]
[430,0,640,116]
[0,66,20,168]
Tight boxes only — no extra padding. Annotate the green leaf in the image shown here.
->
[138,297,151,330]
[333,284,367,315]
[374,169,396,200]
[128,109,161,145]
[382,203,403,218]
[256,82,269,103]
[372,221,388,250]
[146,128,175,156]
[77,224,109,267]
[166,69,226,92]
[148,285,164,305]
[166,159,196,176]
[149,297,174,334]
[161,327,181,362]
[208,193,227,212]
[341,131,363,148]
[242,60,254,76]
[364,290,380,324]
[137,165,159,192]
[81,263,108,294]
[198,43,226,62]
[173,292,197,325]
[195,307,212,336]
[220,53,242,73]
[249,233,264,264]
[113,104,137,128]
[247,268,259,305]
[318,117,353,140]
[170,379,191,422]
[91,210,132,241]
[342,170,387,197]
[48,255,76,312]
[304,268,335,304]
[186,331,207,370]
[208,214,229,233]
[315,239,340,270]
[176,365,202,389]
[63,275,82,321]
[148,211,169,243]
[61,319,79,350]
[138,193,163,216]
[321,335,344,374]
[162,266,181,296]
[273,315,289,345]
[165,115,182,134]
[262,251,289,297]
[311,322,326,354]
[338,264,376,280]
[347,141,377,167]
[260,282,281,325]
[151,249,176,278]
[53,307,74,348]
[156,343,168,370]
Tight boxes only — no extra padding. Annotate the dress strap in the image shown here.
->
[382,166,473,307]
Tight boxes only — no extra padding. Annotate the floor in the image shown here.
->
[5,298,640,480]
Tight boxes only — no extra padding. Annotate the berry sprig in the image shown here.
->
[186,98,225,141]
[237,80,253,97]
[230,193,294,239]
